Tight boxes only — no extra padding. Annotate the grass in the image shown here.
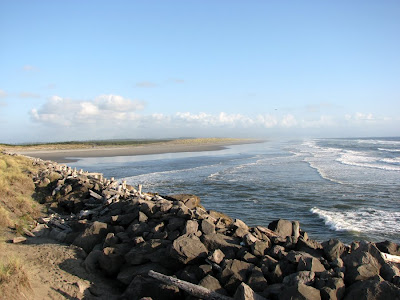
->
[0,255,31,299]
[0,153,41,232]
[0,153,41,298]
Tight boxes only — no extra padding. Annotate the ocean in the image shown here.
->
[69,137,400,245]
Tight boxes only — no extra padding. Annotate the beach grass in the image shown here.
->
[0,153,41,232]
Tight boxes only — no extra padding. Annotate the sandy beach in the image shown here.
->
[8,139,261,163]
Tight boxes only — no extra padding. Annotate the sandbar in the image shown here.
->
[8,139,262,163]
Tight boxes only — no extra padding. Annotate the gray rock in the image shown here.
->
[343,242,384,284]
[183,220,198,235]
[117,263,170,285]
[201,219,216,235]
[234,282,266,300]
[322,239,347,261]
[208,249,225,264]
[170,234,208,264]
[73,221,111,253]
[297,257,326,273]
[247,267,268,293]
[84,249,102,272]
[98,247,124,276]
[199,274,228,295]
[279,283,321,300]
[125,239,170,265]
[268,219,293,238]
[344,279,400,300]
[120,275,180,300]
[251,241,270,257]
[201,233,241,255]
[376,240,400,256]
[283,271,315,286]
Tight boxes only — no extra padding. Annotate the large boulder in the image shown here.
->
[198,275,228,296]
[167,194,202,209]
[343,242,385,285]
[344,279,400,300]
[322,239,347,261]
[279,283,321,300]
[268,219,293,238]
[120,275,180,300]
[72,221,112,253]
[234,282,266,300]
[201,233,241,257]
[170,234,208,264]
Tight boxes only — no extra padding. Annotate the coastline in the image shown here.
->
[8,139,262,163]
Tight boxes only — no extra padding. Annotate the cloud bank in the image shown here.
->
[28,94,397,141]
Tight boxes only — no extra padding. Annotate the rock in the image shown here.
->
[343,242,384,285]
[199,274,228,295]
[247,267,268,293]
[233,219,249,232]
[244,233,259,246]
[262,283,284,299]
[125,239,170,265]
[208,249,225,264]
[322,239,347,261]
[279,283,321,300]
[72,221,111,253]
[269,245,287,260]
[168,194,201,209]
[297,257,326,273]
[380,263,400,282]
[201,233,241,256]
[120,275,180,300]
[283,271,315,286]
[201,219,216,235]
[296,237,324,258]
[166,217,186,232]
[234,282,266,300]
[117,263,170,285]
[98,247,125,276]
[84,249,102,272]
[170,234,208,264]
[268,219,293,238]
[344,279,400,300]
[251,241,270,257]
[220,259,255,287]
[376,241,400,256]
[138,211,148,223]
[183,220,199,235]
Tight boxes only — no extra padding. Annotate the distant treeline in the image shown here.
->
[1,139,173,147]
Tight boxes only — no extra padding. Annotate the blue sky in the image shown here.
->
[1,1,399,143]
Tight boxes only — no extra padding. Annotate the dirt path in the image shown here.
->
[1,234,122,300]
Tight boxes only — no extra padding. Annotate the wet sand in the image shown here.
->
[11,139,261,163]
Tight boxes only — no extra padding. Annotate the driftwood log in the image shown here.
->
[381,252,400,264]
[148,270,233,300]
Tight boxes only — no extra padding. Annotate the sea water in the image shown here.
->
[69,138,400,245]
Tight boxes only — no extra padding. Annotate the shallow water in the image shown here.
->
[69,137,400,245]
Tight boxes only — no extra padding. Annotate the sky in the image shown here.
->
[0,1,399,143]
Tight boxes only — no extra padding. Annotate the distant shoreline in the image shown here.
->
[6,138,263,163]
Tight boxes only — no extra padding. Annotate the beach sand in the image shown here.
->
[9,139,261,163]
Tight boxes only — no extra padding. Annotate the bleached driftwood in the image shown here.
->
[148,270,233,300]
[89,190,103,200]
[381,252,400,264]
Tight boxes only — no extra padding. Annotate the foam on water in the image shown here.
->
[378,148,400,153]
[311,207,400,237]
[337,150,400,171]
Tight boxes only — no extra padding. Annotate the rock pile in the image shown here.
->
[23,158,400,299]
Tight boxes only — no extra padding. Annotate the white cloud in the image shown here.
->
[256,114,278,128]
[31,94,145,126]
[280,114,297,127]
[0,89,7,98]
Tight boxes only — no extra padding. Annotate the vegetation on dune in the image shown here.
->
[0,153,41,232]
[0,153,41,298]
[0,255,31,298]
